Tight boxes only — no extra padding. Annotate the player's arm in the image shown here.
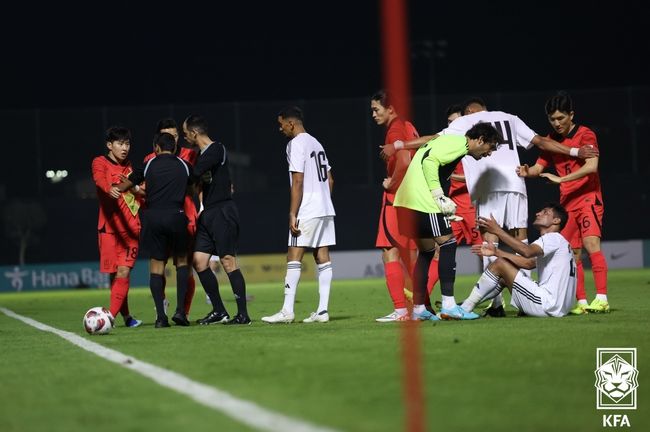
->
[531,135,599,159]
[289,171,304,235]
[383,150,411,192]
[472,241,537,269]
[327,169,334,194]
[477,215,544,258]
[380,134,439,158]
[422,150,456,216]
[91,158,121,199]
[540,156,598,184]
[516,162,545,178]
[449,173,465,182]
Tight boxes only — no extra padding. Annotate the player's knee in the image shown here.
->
[220,255,237,272]
[116,266,130,278]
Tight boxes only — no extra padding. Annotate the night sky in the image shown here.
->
[2,2,648,110]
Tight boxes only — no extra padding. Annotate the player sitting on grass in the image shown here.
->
[459,203,577,318]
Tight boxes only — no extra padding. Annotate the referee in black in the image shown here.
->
[127,132,193,328]
[182,114,251,325]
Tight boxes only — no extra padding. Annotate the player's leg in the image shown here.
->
[303,245,332,323]
[220,254,251,324]
[111,231,140,326]
[192,212,229,324]
[261,246,305,323]
[460,257,520,313]
[375,200,410,321]
[149,258,170,327]
[562,213,588,314]
[376,247,409,321]
[580,203,609,312]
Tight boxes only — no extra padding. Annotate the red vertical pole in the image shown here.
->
[380,1,426,432]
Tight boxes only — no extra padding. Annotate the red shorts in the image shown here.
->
[452,210,482,245]
[375,194,416,250]
[98,231,139,273]
[561,203,604,249]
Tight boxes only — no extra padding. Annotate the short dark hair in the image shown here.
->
[105,126,131,143]
[278,106,304,122]
[156,118,178,133]
[465,122,502,150]
[183,115,208,135]
[463,97,487,112]
[371,89,391,108]
[445,103,464,118]
[153,132,177,152]
[543,202,569,230]
[545,91,573,115]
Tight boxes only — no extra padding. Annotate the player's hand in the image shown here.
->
[516,164,530,177]
[109,186,121,199]
[471,240,496,257]
[539,172,562,184]
[380,142,398,160]
[289,214,301,236]
[577,145,598,159]
[201,171,213,184]
[431,188,457,216]
[382,177,392,190]
[476,214,500,234]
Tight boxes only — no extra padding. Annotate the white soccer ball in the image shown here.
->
[83,306,114,335]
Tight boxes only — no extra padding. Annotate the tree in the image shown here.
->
[3,200,47,265]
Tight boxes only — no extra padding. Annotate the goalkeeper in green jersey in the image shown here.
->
[394,122,501,321]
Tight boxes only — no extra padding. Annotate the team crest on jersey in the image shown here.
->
[595,348,638,409]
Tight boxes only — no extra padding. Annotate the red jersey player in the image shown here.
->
[91,126,142,327]
[142,118,199,317]
[371,90,436,322]
[518,92,608,314]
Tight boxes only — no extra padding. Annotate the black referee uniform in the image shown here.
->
[130,151,192,326]
[193,141,250,324]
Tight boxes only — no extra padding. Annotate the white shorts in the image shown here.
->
[476,192,528,230]
[509,271,547,317]
[288,216,336,248]
[209,255,220,262]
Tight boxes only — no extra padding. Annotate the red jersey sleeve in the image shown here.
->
[536,151,552,168]
[179,147,198,166]
[92,157,113,194]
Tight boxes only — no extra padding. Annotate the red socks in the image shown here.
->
[385,261,406,309]
[590,251,608,295]
[109,277,130,318]
[575,260,586,301]
[184,274,196,315]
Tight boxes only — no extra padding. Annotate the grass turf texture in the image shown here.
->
[1,269,648,432]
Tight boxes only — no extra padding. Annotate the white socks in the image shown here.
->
[441,295,457,310]
[461,269,502,312]
[317,262,333,313]
[596,294,608,301]
[282,261,302,313]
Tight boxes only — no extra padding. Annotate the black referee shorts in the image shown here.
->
[194,200,241,257]
[140,209,189,261]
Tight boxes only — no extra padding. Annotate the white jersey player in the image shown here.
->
[459,203,576,318]
[262,106,336,324]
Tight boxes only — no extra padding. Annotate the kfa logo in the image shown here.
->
[595,348,638,409]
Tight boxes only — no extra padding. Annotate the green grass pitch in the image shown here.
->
[1,269,648,432]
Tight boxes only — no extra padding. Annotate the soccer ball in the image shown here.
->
[83,306,114,335]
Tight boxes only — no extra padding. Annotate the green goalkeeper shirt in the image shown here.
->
[394,134,469,213]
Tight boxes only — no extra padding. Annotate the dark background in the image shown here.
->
[1,2,649,265]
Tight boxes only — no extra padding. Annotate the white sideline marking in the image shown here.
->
[0,307,340,432]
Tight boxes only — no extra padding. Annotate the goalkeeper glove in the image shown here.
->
[431,188,457,216]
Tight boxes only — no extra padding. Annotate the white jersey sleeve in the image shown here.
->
[439,111,537,200]
[532,232,577,317]
[287,139,306,173]
[286,133,336,219]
